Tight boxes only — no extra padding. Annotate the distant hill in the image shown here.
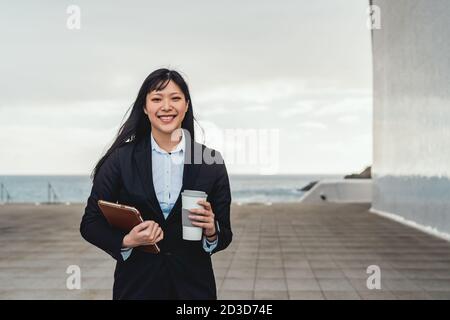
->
[344,166,371,179]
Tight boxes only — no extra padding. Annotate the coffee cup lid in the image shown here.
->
[181,190,207,197]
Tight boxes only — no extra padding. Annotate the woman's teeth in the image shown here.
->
[159,115,176,123]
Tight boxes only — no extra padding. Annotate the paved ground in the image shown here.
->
[1,202,450,299]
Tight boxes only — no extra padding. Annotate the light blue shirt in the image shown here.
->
[121,130,217,260]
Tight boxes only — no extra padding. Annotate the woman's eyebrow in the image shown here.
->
[151,92,181,96]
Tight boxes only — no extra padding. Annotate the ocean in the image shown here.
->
[0,174,342,204]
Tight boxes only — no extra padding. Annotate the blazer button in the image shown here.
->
[164,252,172,256]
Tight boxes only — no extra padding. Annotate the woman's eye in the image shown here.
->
[173,97,181,100]
[152,99,161,102]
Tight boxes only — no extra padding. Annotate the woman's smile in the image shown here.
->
[157,114,177,124]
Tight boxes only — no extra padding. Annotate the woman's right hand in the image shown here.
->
[122,221,164,248]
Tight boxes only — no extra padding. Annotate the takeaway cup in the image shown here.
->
[181,190,207,241]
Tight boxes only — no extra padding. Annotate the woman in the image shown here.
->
[80,68,232,300]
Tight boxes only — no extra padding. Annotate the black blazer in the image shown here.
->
[80,134,232,300]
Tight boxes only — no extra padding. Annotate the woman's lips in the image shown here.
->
[158,115,176,123]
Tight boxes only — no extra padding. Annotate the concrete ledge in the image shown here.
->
[300,179,372,203]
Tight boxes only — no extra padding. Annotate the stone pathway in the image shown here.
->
[1,202,449,299]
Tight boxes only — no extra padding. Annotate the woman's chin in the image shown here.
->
[154,123,180,134]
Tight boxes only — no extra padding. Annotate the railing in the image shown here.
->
[47,182,59,204]
[0,182,65,204]
[0,183,12,203]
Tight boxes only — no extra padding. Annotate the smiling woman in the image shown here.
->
[80,68,233,300]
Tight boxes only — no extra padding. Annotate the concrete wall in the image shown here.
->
[371,0,450,236]
[300,179,372,203]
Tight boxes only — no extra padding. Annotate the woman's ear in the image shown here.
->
[143,107,148,115]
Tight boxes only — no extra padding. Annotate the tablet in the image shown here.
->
[98,200,160,254]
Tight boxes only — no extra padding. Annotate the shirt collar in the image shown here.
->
[151,129,185,154]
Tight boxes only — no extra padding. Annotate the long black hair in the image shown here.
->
[92,68,197,180]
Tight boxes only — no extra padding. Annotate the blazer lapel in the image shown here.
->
[133,135,165,224]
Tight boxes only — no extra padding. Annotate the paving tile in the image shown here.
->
[287,279,321,291]
[322,290,361,300]
[318,279,355,291]
[254,290,289,300]
[285,268,315,279]
[218,290,253,300]
[255,267,285,279]
[309,260,338,268]
[257,259,284,268]
[213,267,229,278]
[226,267,256,279]
[229,260,257,269]
[426,291,450,300]
[383,279,423,292]
[288,290,324,300]
[221,278,255,291]
[358,290,397,300]
[342,268,368,279]
[312,268,346,279]
[255,279,287,291]
[283,260,310,268]
[393,290,432,300]
[432,270,450,279]
[412,279,450,292]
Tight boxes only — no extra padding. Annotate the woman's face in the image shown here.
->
[144,80,189,135]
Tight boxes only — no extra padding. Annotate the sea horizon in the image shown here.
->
[0,174,344,204]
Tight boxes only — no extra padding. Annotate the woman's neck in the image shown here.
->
[151,127,182,153]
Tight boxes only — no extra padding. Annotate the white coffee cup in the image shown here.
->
[181,190,207,241]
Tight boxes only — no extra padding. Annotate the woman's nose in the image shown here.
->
[161,100,172,110]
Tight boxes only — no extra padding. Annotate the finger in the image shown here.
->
[152,223,161,240]
[191,221,212,229]
[197,200,212,210]
[145,223,155,240]
[134,221,151,232]
[154,231,164,243]
[153,228,162,241]
[189,208,209,216]
[189,214,211,222]
[188,214,202,222]
[142,220,156,228]
[153,235,162,244]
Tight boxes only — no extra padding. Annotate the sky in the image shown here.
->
[0,0,373,175]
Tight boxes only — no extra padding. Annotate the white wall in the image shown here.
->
[372,0,450,235]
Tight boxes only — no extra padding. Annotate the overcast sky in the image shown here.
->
[0,0,373,175]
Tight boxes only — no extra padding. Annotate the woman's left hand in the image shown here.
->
[188,200,216,239]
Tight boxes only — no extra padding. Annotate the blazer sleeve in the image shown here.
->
[210,151,233,255]
[80,148,127,261]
